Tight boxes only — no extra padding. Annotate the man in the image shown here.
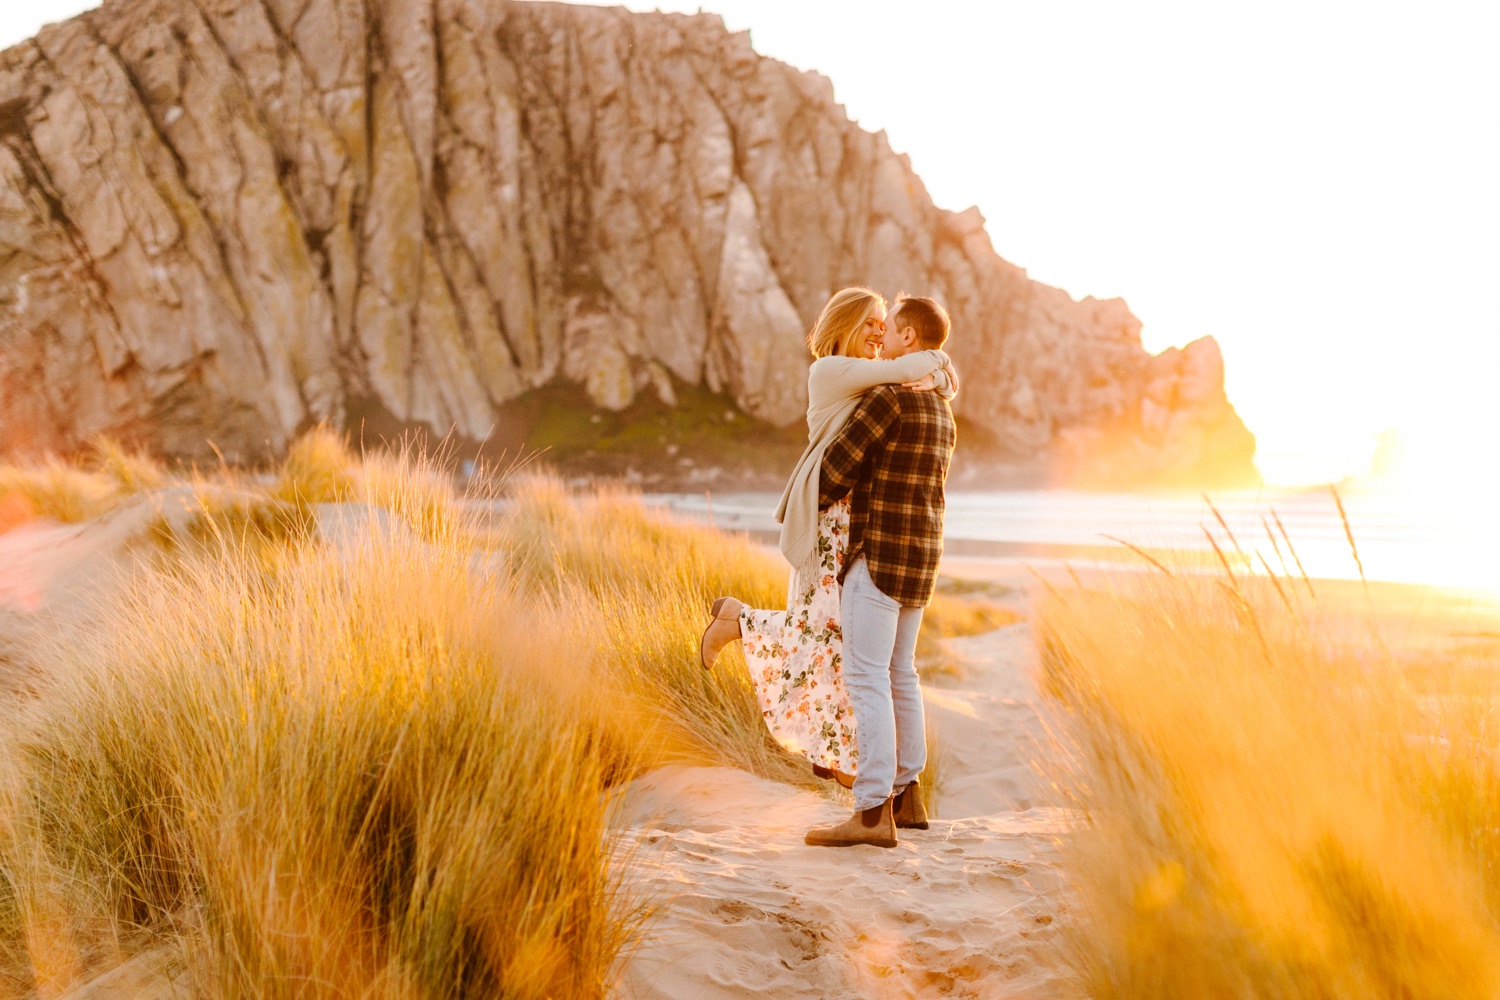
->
[804,293,956,849]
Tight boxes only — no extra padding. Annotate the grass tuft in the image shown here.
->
[495,474,813,786]
[272,426,357,507]
[358,447,459,543]
[0,459,118,524]
[0,473,632,997]
[89,436,166,495]
[1039,564,1500,998]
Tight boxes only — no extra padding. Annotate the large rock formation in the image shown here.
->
[0,0,1255,484]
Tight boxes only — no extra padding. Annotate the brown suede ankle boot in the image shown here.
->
[812,764,856,789]
[804,798,897,849]
[892,782,929,830]
[699,596,745,669]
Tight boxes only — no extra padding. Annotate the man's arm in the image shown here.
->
[818,387,901,508]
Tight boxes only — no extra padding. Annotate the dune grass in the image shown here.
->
[1037,544,1500,997]
[89,436,166,495]
[0,439,168,527]
[0,458,118,524]
[270,424,357,507]
[265,427,458,544]
[0,434,1010,994]
[0,477,632,997]
[493,475,816,788]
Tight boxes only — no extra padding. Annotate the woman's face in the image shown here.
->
[849,304,886,358]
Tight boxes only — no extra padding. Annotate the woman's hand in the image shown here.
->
[902,372,941,392]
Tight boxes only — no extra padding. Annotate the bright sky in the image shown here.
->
[6,2,1497,490]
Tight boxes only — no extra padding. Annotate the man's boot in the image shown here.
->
[804,797,897,848]
[892,782,929,830]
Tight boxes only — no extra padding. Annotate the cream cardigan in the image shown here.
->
[774,349,953,572]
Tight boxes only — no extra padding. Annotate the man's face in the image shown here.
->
[851,303,886,358]
[882,308,917,358]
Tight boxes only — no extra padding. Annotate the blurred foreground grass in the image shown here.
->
[1038,538,1500,997]
[0,430,1000,997]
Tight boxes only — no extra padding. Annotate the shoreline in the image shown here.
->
[632,487,1500,599]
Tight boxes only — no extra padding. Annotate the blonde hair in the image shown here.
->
[806,287,885,359]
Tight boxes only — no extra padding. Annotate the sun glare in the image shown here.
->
[1247,429,1500,599]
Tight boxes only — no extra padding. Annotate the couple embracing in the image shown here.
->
[699,287,957,849]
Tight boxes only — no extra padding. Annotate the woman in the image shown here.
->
[698,287,955,786]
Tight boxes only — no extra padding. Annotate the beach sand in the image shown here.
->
[609,621,1085,1000]
[0,494,172,698]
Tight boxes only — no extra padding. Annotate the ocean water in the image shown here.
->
[644,488,1500,595]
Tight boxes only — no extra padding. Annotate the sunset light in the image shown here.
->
[2,0,1499,994]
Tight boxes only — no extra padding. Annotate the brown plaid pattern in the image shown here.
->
[818,385,956,607]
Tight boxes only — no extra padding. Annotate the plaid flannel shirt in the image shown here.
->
[817,384,956,607]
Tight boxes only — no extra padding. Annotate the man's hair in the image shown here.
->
[889,294,951,349]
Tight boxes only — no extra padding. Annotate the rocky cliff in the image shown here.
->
[0,0,1255,484]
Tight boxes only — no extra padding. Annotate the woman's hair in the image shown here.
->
[806,287,885,359]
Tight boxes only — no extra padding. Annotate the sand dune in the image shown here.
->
[611,624,1084,999]
[0,501,1084,997]
[0,497,161,697]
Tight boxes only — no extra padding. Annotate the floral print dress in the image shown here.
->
[739,496,858,775]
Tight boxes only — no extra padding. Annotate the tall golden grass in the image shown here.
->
[1,493,628,998]
[495,475,813,786]
[0,438,166,526]
[0,458,120,524]
[1038,527,1500,997]
[90,436,167,495]
[270,425,356,507]
[0,432,995,995]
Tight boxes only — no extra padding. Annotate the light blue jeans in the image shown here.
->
[841,556,927,811]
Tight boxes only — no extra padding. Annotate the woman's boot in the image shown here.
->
[699,596,745,669]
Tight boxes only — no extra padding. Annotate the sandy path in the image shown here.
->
[610,622,1084,999]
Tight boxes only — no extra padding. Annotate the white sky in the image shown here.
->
[0,4,98,52]
[5,1,1497,488]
